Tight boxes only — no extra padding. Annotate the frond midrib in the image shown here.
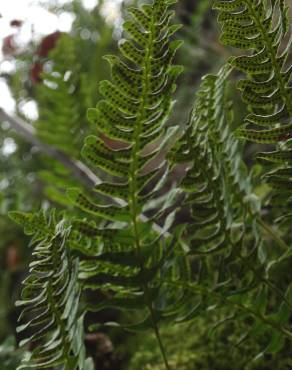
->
[127,7,171,369]
[129,9,155,260]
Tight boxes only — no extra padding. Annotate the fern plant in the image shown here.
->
[170,64,258,254]
[7,0,292,369]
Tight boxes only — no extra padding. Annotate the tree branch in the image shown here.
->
[0,107,100,188]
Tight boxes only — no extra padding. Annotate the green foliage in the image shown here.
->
[127,319,292,370]
[34,34,91,206]
[169,63,292,359]
[214,0,292,216]
[10,210,92,370]
[0,336,24,370]
[170,64,258,253]
[36,34,84,158]
[68,0,188,339]
[3,0,292,369]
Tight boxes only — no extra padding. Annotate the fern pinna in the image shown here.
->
[214,0,292,221]
[10,211,93,370]
[67,0,185,368]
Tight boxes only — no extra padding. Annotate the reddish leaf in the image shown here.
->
[10,19,23,27]
[30,61,43,84]
[37,31,62,58]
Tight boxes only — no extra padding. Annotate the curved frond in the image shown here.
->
[36,34,84,157]
[170,64,259,254]
[34,34,91,205]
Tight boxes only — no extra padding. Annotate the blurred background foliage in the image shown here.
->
[0,0,291,369]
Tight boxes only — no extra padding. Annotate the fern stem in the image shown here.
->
[144,284,171,370]
[257,217,288,251]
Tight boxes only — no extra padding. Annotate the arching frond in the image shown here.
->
[35,34,91,206]
[170,65,259,255]
[36,34,85,157]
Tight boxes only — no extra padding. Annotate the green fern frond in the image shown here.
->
[69,0,183,216]
[170,64,259,254]
[35,34,91,205]
[214,0,292,199]
[169,64,260,293]
[14,211,91,370]
[36,34,84,158]
[67,0,186,367]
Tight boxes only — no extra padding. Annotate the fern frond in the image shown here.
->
[170,64,259,291]
[170,64,259,254]
[13,211,92,370]
[36,34,84,158]
[214,0,292,204]
[34,34,92,205]
[67,0,187,366]
[69,0,183,216]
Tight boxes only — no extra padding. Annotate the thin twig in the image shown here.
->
[0,108,99,188]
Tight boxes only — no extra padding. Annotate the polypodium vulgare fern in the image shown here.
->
[214,0,292,217]
[170,64,259,255]
[9,211,93,370]
[8,0,292,368]
[67,0,186,368]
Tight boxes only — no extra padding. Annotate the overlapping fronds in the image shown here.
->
[170,64,292,357]
[170,65,261,296]
[170,65,259,254]
[7,0,292,368]
[9,211,93,370]
[213,0,292,217]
